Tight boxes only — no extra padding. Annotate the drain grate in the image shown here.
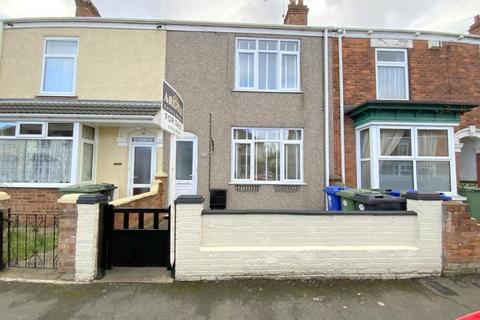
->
[425,280,458,296]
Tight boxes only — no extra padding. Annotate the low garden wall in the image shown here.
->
[0,187,61,215]
[174,196,443,281]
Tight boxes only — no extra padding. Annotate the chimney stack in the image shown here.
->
[75,0,100,17]
[469,15,480,35]
[283,0,309,26]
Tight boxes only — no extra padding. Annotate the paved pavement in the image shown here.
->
[0,275,480,320]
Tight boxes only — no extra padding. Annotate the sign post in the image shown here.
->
[161,81,185,269]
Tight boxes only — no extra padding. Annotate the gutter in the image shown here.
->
[338,29,346,184]
[0,113,160,125]
[324,28,330,209]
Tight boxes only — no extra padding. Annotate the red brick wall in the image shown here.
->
[331,37,480,186]
[0,188,62,215]
[442,201,480,274]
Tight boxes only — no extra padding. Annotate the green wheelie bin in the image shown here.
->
[458,186,480,220]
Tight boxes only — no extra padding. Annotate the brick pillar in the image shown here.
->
[57,202,78,280]
[442,201,480,275]
[57,193,108,281]
[0,191,11,211]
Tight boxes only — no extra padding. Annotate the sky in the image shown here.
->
[0,0,479,34]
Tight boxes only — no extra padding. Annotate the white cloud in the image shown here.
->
[0,0,478,33]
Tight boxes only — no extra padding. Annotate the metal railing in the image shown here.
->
[6,212,59,269]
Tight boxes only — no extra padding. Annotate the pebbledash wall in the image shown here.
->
[174,196,443,280]
[330,37,480,187]
[164,30,325,210]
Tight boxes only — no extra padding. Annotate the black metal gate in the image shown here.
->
[1,210,59,269]
[103,205,170,268]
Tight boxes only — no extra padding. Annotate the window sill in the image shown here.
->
[232,89,303,94]
[36,93,77,99]
[229,181,306,186]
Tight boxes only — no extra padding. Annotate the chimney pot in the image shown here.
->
[284,0,309,25]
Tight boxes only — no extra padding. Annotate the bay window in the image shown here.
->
[357,125,455,194]
[235,38,300,91]
[0,122,96,187]
[232,128,303,184]
[375,49,409,100]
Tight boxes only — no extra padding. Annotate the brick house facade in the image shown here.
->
[331,33,480,190]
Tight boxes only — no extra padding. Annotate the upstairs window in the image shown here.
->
[235,38,300,91]
[375,49,409,100]
[41,38,79,96]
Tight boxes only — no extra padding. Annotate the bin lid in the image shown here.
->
[336,189,375,199]
[323,185,350,193]
[351,192,406,204]
[404,191,444,200]
[60,183,117,194]
[458,186,480,193]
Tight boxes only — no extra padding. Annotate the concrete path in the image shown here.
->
[0,275,479,320]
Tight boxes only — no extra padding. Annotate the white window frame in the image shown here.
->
[356,123,457,195]
[230,127,304,185]
[16,121,46,138]
[40,37,79,96]
[375,48,409,100]
[0,121,80,188]
[235,37,301,92]
[79,125,97,184]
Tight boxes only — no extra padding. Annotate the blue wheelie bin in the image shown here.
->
[323,186,350,211]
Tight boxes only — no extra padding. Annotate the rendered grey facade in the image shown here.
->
[164,30,326,209]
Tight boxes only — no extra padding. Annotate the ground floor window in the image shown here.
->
[0,139,72,183]
[0,121,96,186]
[231,127,303,184]
[357,124,455,194]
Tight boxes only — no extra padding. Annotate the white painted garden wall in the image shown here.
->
[174,197,442,280]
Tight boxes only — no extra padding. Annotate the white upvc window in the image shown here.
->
[0,121,80,187]
[375,48,409,100]
[40,37,79,96]
[356,124,456,194]
[231,128,303,184]
[235,38,300,92]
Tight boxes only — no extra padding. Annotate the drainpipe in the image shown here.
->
[324,28,330,209]
[338,29,346,184]
[0,22,4,75]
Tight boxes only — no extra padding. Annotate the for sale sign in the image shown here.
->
[161,80,184,137]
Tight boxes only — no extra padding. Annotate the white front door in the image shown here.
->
[175,135,197,198]
[129,137,156,196]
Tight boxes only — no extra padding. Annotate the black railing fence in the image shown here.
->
[5,212,59,269]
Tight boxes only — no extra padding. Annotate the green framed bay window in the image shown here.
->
[0,121,96,187]
[349,101,478,195]
[357,125,455,193]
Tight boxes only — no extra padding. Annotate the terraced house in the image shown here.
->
[0,0,479,215]
[0,0,330,212]
[0,6,167,215]
[329,16,480,198]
